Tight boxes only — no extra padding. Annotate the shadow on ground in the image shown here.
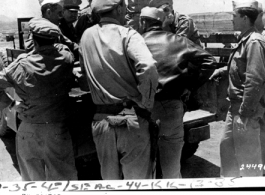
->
[181,155,220,178]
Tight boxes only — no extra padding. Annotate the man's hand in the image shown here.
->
[10,101,29,113]
[233,115,248,134]
[209,69,222,81]
[181,89,191,103]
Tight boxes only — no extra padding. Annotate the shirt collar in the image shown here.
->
[238,27,257,43]
[99,17,121,25]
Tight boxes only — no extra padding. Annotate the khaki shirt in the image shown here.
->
[228,27,265,117]
[0,44,75,123]
[79,17,158,110]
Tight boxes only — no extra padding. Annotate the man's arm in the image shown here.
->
[184,38,217,91]
[239,40,265,118]
[60,34,79,61]
[126,30,159,110]
[173,13,202,45]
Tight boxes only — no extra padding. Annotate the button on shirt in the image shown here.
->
[0,44,75,123]
[79,17,158,110]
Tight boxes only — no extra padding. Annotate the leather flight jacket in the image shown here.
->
[142,27,216,101]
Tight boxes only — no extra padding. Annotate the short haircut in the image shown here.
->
[236,7,259,24]
[41,3,59,16]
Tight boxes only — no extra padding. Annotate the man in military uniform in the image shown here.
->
[79,0,159,179]
[25,0,79,60]
[75,0,100,42]
[59,4,79,43]
[254,0,265,176]
[212,0,265,177]
[149,0,201,46]
[0,17,78,181]
[140,7,216,178]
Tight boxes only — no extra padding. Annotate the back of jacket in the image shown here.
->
[5,43,74,123]
[142,28,216,101]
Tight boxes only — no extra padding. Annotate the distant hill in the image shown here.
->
[0,15,17,33]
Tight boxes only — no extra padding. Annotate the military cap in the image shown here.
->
[64,4,80,11]
[258,0,265,12]
[232,0,259,10]
[64,0,82,5]
[91,0,122,13]
[149,0,173,8]
[29,18,60,39]
[140,6,165,22]
[39,0,63,6]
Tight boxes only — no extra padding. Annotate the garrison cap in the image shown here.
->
[257,0,265,12]
[29,18,60,39]
[39,0,63,6]
[149,0,173,8]
[140,7,165,22]
[91,0,122,13]
[232,0,259,10]
[64,4,80,11]
[64,0,82,5]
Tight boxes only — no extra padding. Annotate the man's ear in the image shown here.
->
[117,5,122,14]
[45,8,52,18]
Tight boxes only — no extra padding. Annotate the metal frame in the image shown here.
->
[17,17,32,49]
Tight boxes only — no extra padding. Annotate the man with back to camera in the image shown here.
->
[25,0,79,60]
[139,6,216,178]
[79,0,159,179]
[0,17,78,181]
[211,0,265,177]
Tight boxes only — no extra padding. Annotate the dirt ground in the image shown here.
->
[0,120,225,181]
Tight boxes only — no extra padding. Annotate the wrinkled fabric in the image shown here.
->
[25,25,79,61]
[0,44,74,123]
[59,18,78,43]
[151,99,184,178]
[220,106,264,177]
[142,27,216,101]
[79,17,158,110]
[79,16,158,179]
[17,121,77,181]
[170,12,202,45]
[92,112,152,179]
[227,27,265,118]
[220,27,265,177]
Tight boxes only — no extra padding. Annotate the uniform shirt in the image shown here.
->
[79,17,158,110]
[228,27,265,118]
[0,44,74,123]
[169,12,201,46]
[59,18,78,43]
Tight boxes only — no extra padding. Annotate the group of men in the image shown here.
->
[1,0,265,181]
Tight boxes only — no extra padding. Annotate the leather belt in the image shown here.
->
[95,101,136,115]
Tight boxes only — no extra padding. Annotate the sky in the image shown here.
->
[0,0,235,19]
[0,0,236,19]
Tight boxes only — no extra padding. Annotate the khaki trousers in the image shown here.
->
[16,121,77,181]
